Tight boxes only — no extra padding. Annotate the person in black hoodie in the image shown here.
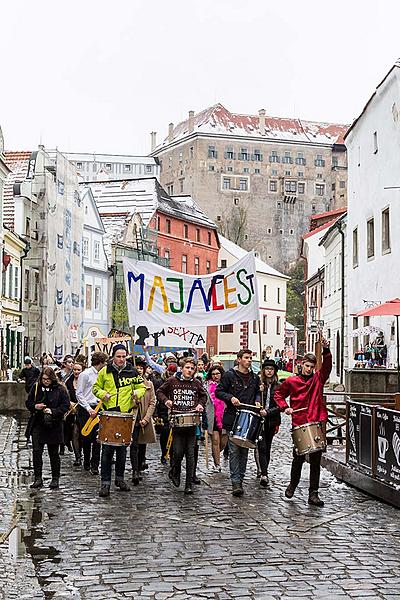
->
[19,357,40,393]
[215,349,261,497]
[26,367,70,489]
[257,359,281,488]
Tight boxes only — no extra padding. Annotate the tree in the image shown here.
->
[218,205,248,247]
[286,260,305,343]
[111,288,129,332]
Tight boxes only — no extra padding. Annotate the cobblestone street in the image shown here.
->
[1,413,399,600]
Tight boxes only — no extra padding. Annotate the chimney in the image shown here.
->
[258,109,266,135]
[168,122,174,143]
[188,110,195,133]
[150,131,157,152]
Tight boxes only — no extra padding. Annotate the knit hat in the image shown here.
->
[111,344,127,357]
[262,359,278,373]
[135,357,147,368]
[165,352,177,363]
[24,356,32,365]
[166,363,178,374]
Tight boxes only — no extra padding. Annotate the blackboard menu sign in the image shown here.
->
[347,401,373,474]
[375,407,400,488]
[348,401,361,467]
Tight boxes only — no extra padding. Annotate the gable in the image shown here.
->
[81,187,105,233]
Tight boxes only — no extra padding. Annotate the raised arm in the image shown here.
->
[143,347,165,375]
[319,341,332,385]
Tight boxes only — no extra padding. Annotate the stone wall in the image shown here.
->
[0,382,27,412]
[156,135,347,271]
[345,369,399,394]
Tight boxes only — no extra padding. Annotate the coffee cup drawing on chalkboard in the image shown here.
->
[393,432,400,466]
[378,436,389,463]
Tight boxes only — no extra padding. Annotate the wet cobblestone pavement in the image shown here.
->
[1,413,399,599]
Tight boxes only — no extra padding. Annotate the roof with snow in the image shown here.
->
[219,234,288,280]
[155,104,349,150]
[3,151,31,229]
[85,177,218,261]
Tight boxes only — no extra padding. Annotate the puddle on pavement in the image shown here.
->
[1,413,64,596]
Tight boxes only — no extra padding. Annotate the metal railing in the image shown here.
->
[323,392,400,446]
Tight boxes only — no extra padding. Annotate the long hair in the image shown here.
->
[205,365,224,381]
[260,368,278,386]
[39,367,60,387]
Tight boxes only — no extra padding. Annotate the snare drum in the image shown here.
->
[229,409,263,449]
[291,421,326,455]
[98,411,134,446]
[170,412,201,428]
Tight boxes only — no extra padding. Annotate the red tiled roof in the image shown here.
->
[3,151,32,230]
[156,104,349,149]
[311,207,347,222]
[302,218,340,240]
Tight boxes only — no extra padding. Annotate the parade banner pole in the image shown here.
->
[258,320,265,408]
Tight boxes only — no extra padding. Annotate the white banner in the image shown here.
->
[123,252,259,328]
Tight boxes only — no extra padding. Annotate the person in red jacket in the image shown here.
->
[274,339,332,507]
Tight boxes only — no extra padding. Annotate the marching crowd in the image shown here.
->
[22,340,332,507]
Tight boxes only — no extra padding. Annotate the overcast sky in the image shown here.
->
[1,0,398,155]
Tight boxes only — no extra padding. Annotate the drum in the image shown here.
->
[98,411,134,446]
[229,409,263,449]
[170,412,201,428]
[291,421,326,455]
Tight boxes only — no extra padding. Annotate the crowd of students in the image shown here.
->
[22,341,331,507]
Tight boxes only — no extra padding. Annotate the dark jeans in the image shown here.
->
[31,428,60,479]
[289,448,322,493]
[159,425,170,459]
[228,439,248,484]
[257,426,276,476]
[78,406,100,469]
[170,427,196,487]
[100,444,127,485]
[130,424,141,472]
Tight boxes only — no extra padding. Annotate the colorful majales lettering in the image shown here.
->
[147,276,169,313]
[186,279,210,313]
[246,272,255,294]
[166,277,184,313]
[208,274,224,310]
[236,268,254,305]
[127,272,145,310]
[223,274,237,309]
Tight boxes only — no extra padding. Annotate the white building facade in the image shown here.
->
[319,214,348,384]
[62,152,160,182]
[345,62,400,369]
[217,235,288,359]
[6,148,85,358]
[81,187,110,340]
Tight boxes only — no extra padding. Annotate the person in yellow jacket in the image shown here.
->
[93,344,146,497]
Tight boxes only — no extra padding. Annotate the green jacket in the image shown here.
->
[92,361,146,413]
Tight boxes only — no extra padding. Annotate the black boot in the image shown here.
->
[30,478,43,489]
[131,471,140,486]
[308,491,324,507]
[285,483,297,498]
[49,478,59,489]
[115,479,130,491]
[99,484,110,497]
[232,483,244,497]
[184,484,193,495]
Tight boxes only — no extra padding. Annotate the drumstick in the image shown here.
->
[292,407,308,413]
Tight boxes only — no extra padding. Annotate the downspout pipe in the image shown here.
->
[337,220,345,385]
